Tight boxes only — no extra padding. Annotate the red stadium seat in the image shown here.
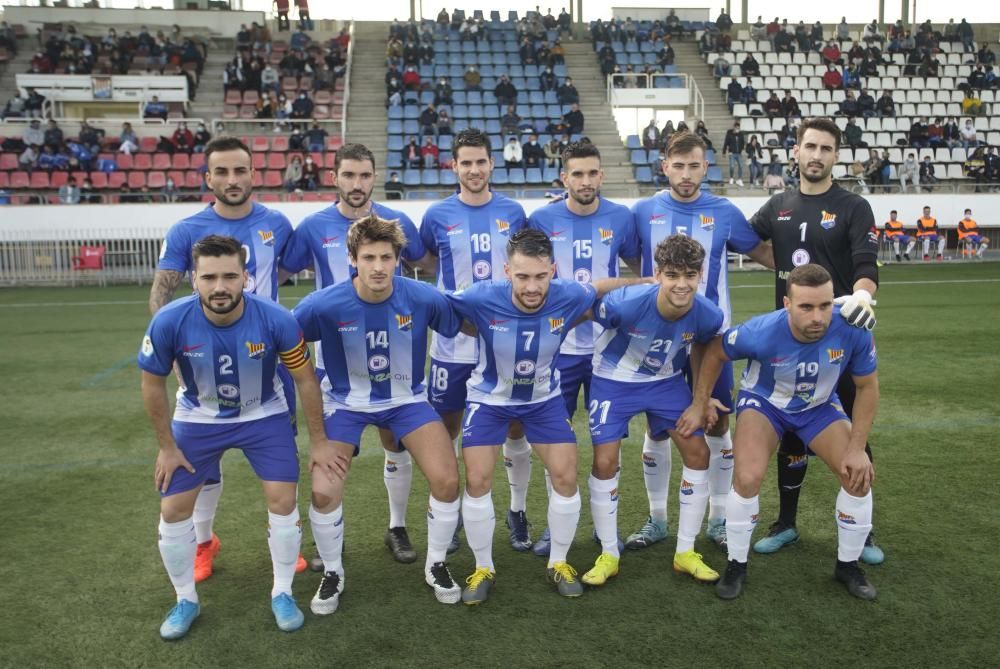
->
[319,192,337,201]
[127,171,146,188]
[70,170,88,183]
[324,152,337,169]
[281,76,298,92]
[313,90,332,105]
[50,171,69,187]
[243,90,260,105]
[190,153,205,170]
[258,192,281,202]
[263,170,283,188]
[30,172,50,188]
[10,171,29,188]
[313,105,330,119]
[0,154,16,170]
[267,153,287,170]
[201,193,214,202]
[108,172,127,188]
[133,154,153,170]
[117,154,134,170]
[309,151,323,164]
[167,170,185,185]
[252,170,264,187]
[251,135,270,152]
[223,104,239,119]
[90,172,109,189]
[171,153,190,169]
[302,192,320,201]
[327,136,343,151]
[225,89,242,105]
[185,171,203,188]
[239,105,257,119]
[0,173,8,188]
[252,153,266,169]
[271,136,289,152]
[147,171,166,188]
[152,153,171,170]
[139,137,157,153]
[321,170,335,187]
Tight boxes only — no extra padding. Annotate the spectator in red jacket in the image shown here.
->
[402,65,421,91]
[172,122,194,154]
[420,136,439,168]
[821,40,843,65]
[822,64,843,90]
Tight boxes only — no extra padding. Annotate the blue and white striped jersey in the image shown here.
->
[137,293,308,423]
[723,309,878,412]
[280,201,425,289]
[158,202,293,301]
[526,197,639,355]
[293,276,462,411]
[446,279,597,406]
[631,191,761,330]
[419,193,527,363]
[592,286,723,382]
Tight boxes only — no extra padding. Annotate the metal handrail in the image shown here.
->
[341,20,354,138]
[605,71,702,118]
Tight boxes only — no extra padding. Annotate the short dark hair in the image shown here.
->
[506,228,553,260]
[204,136,253,166]
[665,131,707,158]
[347,214,407,260]
[964,208,972,214]
[192,234,246,268]
[890,209,897,214]
[453,127,491,157]
[654,234,705,272]
[787,263,832,295]
[334,142,376,172]
[561,140,600,167]
[796,117,841,151]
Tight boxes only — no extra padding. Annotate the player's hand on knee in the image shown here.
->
[705,398,730,432]
[833,289,877,331]
[310,440,352,482]
[154,446,195,494]
[840,449,874,495]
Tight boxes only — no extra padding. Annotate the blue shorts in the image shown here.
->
[964,234,985,245]
[323,401,441,453]
[166,413,299,497]
[557,353,592,418]
[886,233,912,244]
[588,374,701,446]
[920,233,942,242]
[735,391,849,448]
[428,358,475,414]
[461,395,577,447]
[683,358,735,413]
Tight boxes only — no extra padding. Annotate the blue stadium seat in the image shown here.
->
[387,120,403,134]
[492,168,510,184]
[421,170,440,186]
[491,151,505,167]
[388,106,403,119]
[543,90,558,104]
[403,106,419,119]
[530,103,546,118]
[705,149,716,165]
[625,135,641,149]
[403,120,420,135]
[386,151,402,169]
[542,166,559,182]
[525,167,542,183]
[483,92,498,105]
[529,91,545,104]
[485,119,501,134]
[453,91,467,104]
[452,104,469,119]
[508,65,524,77]
[438,135,453,151]
[524,65,539,78]
[508,168,526,185]
[706,166,723,183]
[546,104,562,117]
[441,170,457,186]
[630,149,646,165]
[387,136,404,151]
[403,169,421,186]
[466,91,482,104]
[420,91,434,104]
[468,104,485,118]
[480,65,495,78]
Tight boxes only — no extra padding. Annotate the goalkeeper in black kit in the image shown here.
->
[746,117,884,566]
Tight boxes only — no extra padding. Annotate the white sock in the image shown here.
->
[836,488,873,562]
[937,237,946,255]
[725,490,759,564]
[978,243,988,257]
[193,480,223,544]
[906,240,916,255]
[706,433,734,520]
[309,504,344,575]
[426,495,460,568]
[642,435,672,523]
[267,509,301,598]
[676,467,709,553]
[383,450,412,529]
[923,238,930,256]
[893,239,900,254]
[158,516,197,603]
[503,437,532,513]
[547,488,581,567]
[588,474,620,557]
[462,490,495,571]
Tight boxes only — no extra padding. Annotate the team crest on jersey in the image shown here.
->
[473,260,492,279]
[828,348,845,364]
[598,228,614,245]
[682,331,695,343]
[699,214,715,230]
[495,219,510,235]
[396,314,413,331]
[727,329,739,345]
[575,268,592,283]
[385,459,398,473]
[680,480,694,496]
[246,341,266,358]
[321,235,341,248]
[820,210,837,229]
[257,230,275,246]
[837,511,857,525]
[548,317,565,334]
[515,359,536,375]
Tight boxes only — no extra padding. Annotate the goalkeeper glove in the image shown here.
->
[833,289,877,331]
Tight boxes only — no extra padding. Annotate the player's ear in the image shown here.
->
[241,268,249,289]
[504,262,511,279]
[782,295,791,310]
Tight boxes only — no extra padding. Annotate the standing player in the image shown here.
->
[627,132,773,551]
[746,117,883,564]
[418,128,531,550]
[446,229,644,604]
[139,235,329,638]
[916,205,946,261]
[281,142,435,565]
[524,140,639,556]
[678,264,879,601]
[292,215,464,613]
[581,235,725,588]
[957,209,989,259]
[149,136,304,581]
[882,210,915,262]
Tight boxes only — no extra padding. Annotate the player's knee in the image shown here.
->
[159,504,193,524]
[591,450,619,479]
[548,466,577,496]
[429,470,460,502]
[464,470,493,497]
[732,469,763,497]
[311,490,337,512]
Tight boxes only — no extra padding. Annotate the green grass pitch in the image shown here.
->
[1,262,997,668]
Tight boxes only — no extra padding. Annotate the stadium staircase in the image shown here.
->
[343,21,392,201]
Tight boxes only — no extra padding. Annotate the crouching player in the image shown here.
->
[139,235,329,639]
[292,215,464,613]
[582,234,725,587]
[678,263,879,601]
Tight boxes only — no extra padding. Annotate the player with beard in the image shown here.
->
[625,132,773,554]
[139,235,332,637]
[745,117,883,565]
[150,137,305,582]
[281,143,437,566]
[524,140,639,556]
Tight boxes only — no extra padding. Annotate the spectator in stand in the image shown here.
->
[659,119,675,148]
[780,119,799,149]
[564,103,584,134]
[909,116,929,148]
[783,157,799,187]
[172,122,194,154]
[290,91,313,119]
[161,176,181,203]
[386,36,403,65]
[384,171,405,200]
[722,122,745,186]
[665,10,682,39]
[875,90,896,117]
[501,105,522,136]
[420,136,439,169]
[557,77,579,105]
[835,17,851,41]
[897,151,920,193]
[519,37,536,65]
[403,137,421,169]
[236,23,252,50]
[742,77,757,105]
[862,21,882,45]
[464,65,481,91]
[288,125,306,151]
[716,9,734,32]
[58,177,81,205]
[2,93,26,120]
[985,147,1000,188]
[144,95,168,121]
[38,145,69,172]
[67,139,95,171]
[863,151,885,192]
[839,90,860,116]
[726,78,744,112]
[76,121,103,155]
[18,144,39,172]
[503,136,523,168]
[919,156,937,191]
[295,0,313,30]
[780,90,801,118]
[843,117,867,148]
[301,155,319,190]
[305,121,327,152]
[695,119,715,150]
[80,177,100,204]
[523,134,545,168]
[284,154,303,191]
[763,92,782,117]
[963,147,987,191]
[773,28,794,54]
[642,119,661,150]
[544,137,562,169]
[765,17,781,46]
[794,21,812,51]
[962,90,985,116]
[312,62,335,92]
[750,16,767,42]
[495,74,518,106]
[401,65,421,91]
[843,63,862,89]
[420,40,435,66]
[822,63,843,90]
[957,19,975,53]
[22,118,44,148]
[713,55,731,78]
[419,103,438,140]
[746,134,764,186]
[274,0,291,32]
[434,77,453,106]
[821,40,843,65]
[960,119,980,149]
[539,66,557,92]
[549,40,565,65]
[856,89,876,117]
[926,118,946,148]
[119,122,139,155]
[436,109,452,136]
[386,76,403,107]
[402,40,420,66]
[741,53,761,77]
[657,43,675,68]
[24,89,45,119]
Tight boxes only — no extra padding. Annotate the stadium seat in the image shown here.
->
[251,136,270,152]
[0,154,16,170]
[30,172,49,189]
[252,153,266,170]
[706,167,723,183]
[626,135,641,149]
[525,167,542,183]
[127,171,146,189]
[272,137,290,152]
[147,171,166,189]
[263,171,283,188]
[402,169,421,186]
[152,153,171,170]
[139,137,157,153]
[117,154,134,170]
[134,154,153,170]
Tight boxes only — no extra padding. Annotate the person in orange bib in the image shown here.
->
[916,205,946,261]
[957,208,989,258]
[883,209,916,261]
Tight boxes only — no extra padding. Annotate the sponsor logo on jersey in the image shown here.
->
[837,511,856,525]
[426,505,434,519]
[680,479,694,496]
[445,222,464,236]
[828,348,845,364]
[488,318,510,332]
[473,259,492,279]
[217,383,240,399]
[495,219,510,235]
[770,356,790,366]
[321,235,341,248]
[368,354,390,372]
[643,355,663,368]
[750,513,760,525]
[867,226,879,244]
[549,317,565,334]
[641,453,657,468]
[549,228,566,241]
[699,214,715,230]
[182,343,205,352]
[246,341,266,359]
[396,313,413,330]
[598,227,614,244]
[257,230,275,246]
[682,331,694,343]
[181,343,205,357]
[795,382,816,392]
[721,448,734,460]
[609,487,619,502]
[648,213,667,225]
[385,459,398,473]
[787,454,808,469]
[515,359,536,375]
[627,326,647,337]
[777,209,793,221]
[820,210,837,229]
[337,320,359,332]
